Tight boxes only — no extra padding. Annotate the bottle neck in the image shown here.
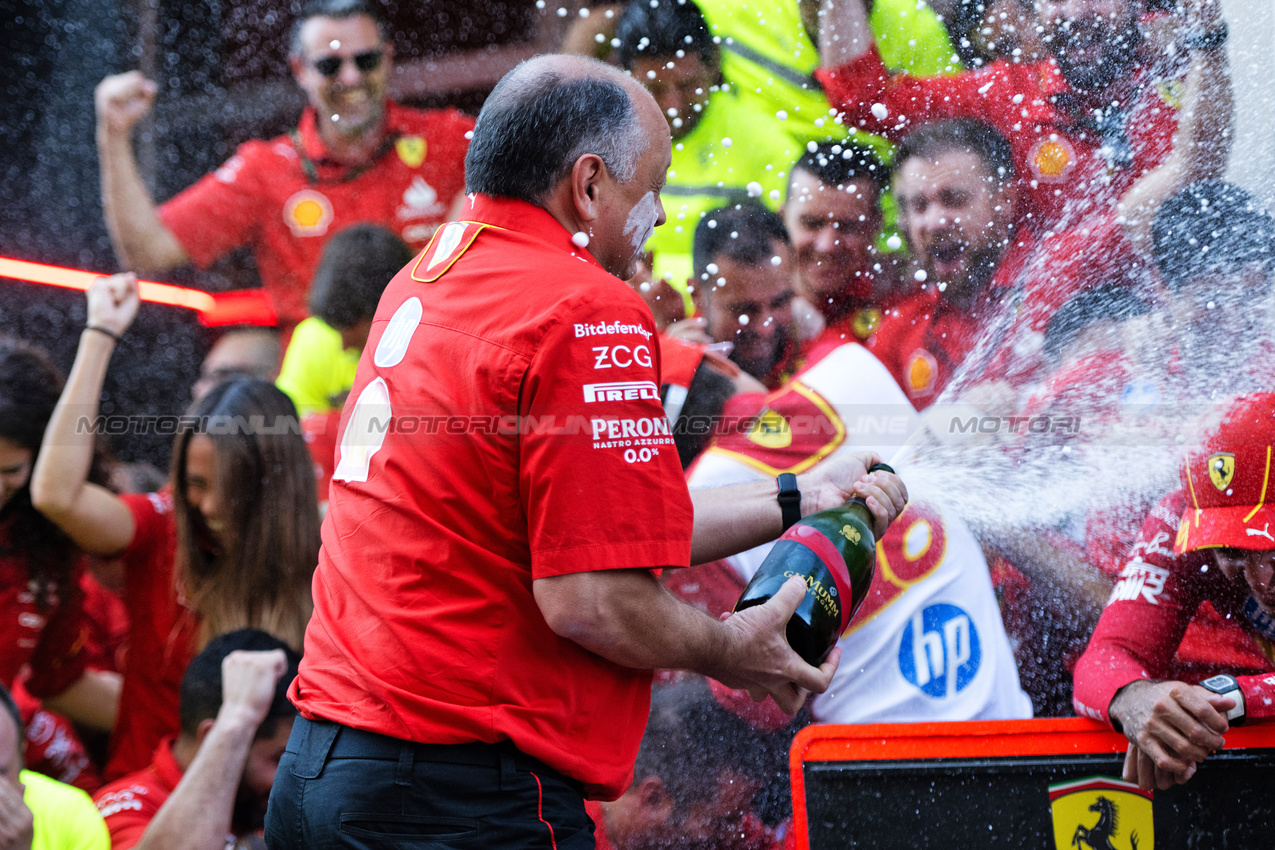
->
[843,497,873,529]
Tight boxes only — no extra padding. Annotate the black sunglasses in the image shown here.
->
[310,49,383,78]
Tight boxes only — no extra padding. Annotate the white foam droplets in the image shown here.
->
[721,137,733,148]
[738,314,750,325]
[374,297,424,368]
[769,190,781,201]
[572,231,590,248]
[706,263,719,274]
[1012,94,1025,104]
[870,103,889,120]
[807,140,818,153]
[978,81,993,94]
[746,181,763,198]
[886,234,903,250]
[776,110,788,120]
[770,255,782,266]
[914,269,928,282]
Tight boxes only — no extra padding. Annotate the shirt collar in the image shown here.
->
[295,101,404,166]
[460,194,608,274]
[153,734,186,790]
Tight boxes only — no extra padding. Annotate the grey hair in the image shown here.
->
[288,0,387,58]
[465,58,649,205]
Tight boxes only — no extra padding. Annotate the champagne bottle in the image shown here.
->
[733,463,893,666]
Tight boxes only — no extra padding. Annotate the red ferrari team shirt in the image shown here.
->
[159,103,474,327]
[104,492,197,782]
[293,195,695,800]
[0,515,91,698]
[1073,489,1275,725]
[817,48,1180,229]
[94,736,185,850]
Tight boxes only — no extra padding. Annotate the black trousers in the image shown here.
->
[264,716,596,849]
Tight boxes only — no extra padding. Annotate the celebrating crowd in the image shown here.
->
[3,0,1272,847]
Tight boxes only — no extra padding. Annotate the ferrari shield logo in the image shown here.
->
[748,409,792,450]
[1049,777,1153,850]
[1208,453,1235,491]
[396,135,427,168]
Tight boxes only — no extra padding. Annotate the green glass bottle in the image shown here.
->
[733,463,891,666]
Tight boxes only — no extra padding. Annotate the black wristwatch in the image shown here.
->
[1201,674,1246,725]
[777,473,801,531]
[1184,23,1228,52]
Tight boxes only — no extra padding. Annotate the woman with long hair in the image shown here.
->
[0,339,121,731]
[32,273,319,779]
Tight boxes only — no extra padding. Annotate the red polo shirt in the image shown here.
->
[104,492,197,782]
[817,48,1179,230]
[0,515,90,698]
[94,736,184,850]
[159,102,473,327]
[293,195,695,800]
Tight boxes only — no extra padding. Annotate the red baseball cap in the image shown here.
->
[1177,393,1275,554]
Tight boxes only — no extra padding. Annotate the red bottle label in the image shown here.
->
[779,523,856,632]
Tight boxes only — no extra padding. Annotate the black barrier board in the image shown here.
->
[803,749,1275,848]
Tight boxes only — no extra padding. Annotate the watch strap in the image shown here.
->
[1201,674,1245,725]
[777,473,801,531]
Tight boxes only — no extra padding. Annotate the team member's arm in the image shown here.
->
[817,0,874,69]
[537,572,838,715]
[1118,0,1232,253]
[30,274,139,556]
[131,651,287,850]
[95,72,190,271]
[1073,496,1225,790]
[689,452,905,564]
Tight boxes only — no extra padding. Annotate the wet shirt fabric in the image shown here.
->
[0,514,91,698]
[104,492,197,783]
[1073,489,1275,726]
[292,195,695,801]
[817,49,1180,230]
[158,103,473,327]
[685,342,1030,723]
[94,736,186,850]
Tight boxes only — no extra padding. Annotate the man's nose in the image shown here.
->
[813,224,839,253]
[338,57,363,87]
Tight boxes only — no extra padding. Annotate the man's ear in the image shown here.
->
[194,717,217,748]
[570,154,608,225]
[288,54,306,81]
[634,775,674,821]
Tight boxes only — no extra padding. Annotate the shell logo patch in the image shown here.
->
[283,189,333,237]
[396,135,426,168]
[1049,776,1153,850]
[1208,453,1235,491]
[905,349,938,396]
[1155,79,1185,111]
[748,409,792,450]
[1030,137,1076,182]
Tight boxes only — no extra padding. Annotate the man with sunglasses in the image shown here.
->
[1073,393,1275,791]
[94,0,473,331]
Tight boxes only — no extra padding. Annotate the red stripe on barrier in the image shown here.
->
[0,257,277,327]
